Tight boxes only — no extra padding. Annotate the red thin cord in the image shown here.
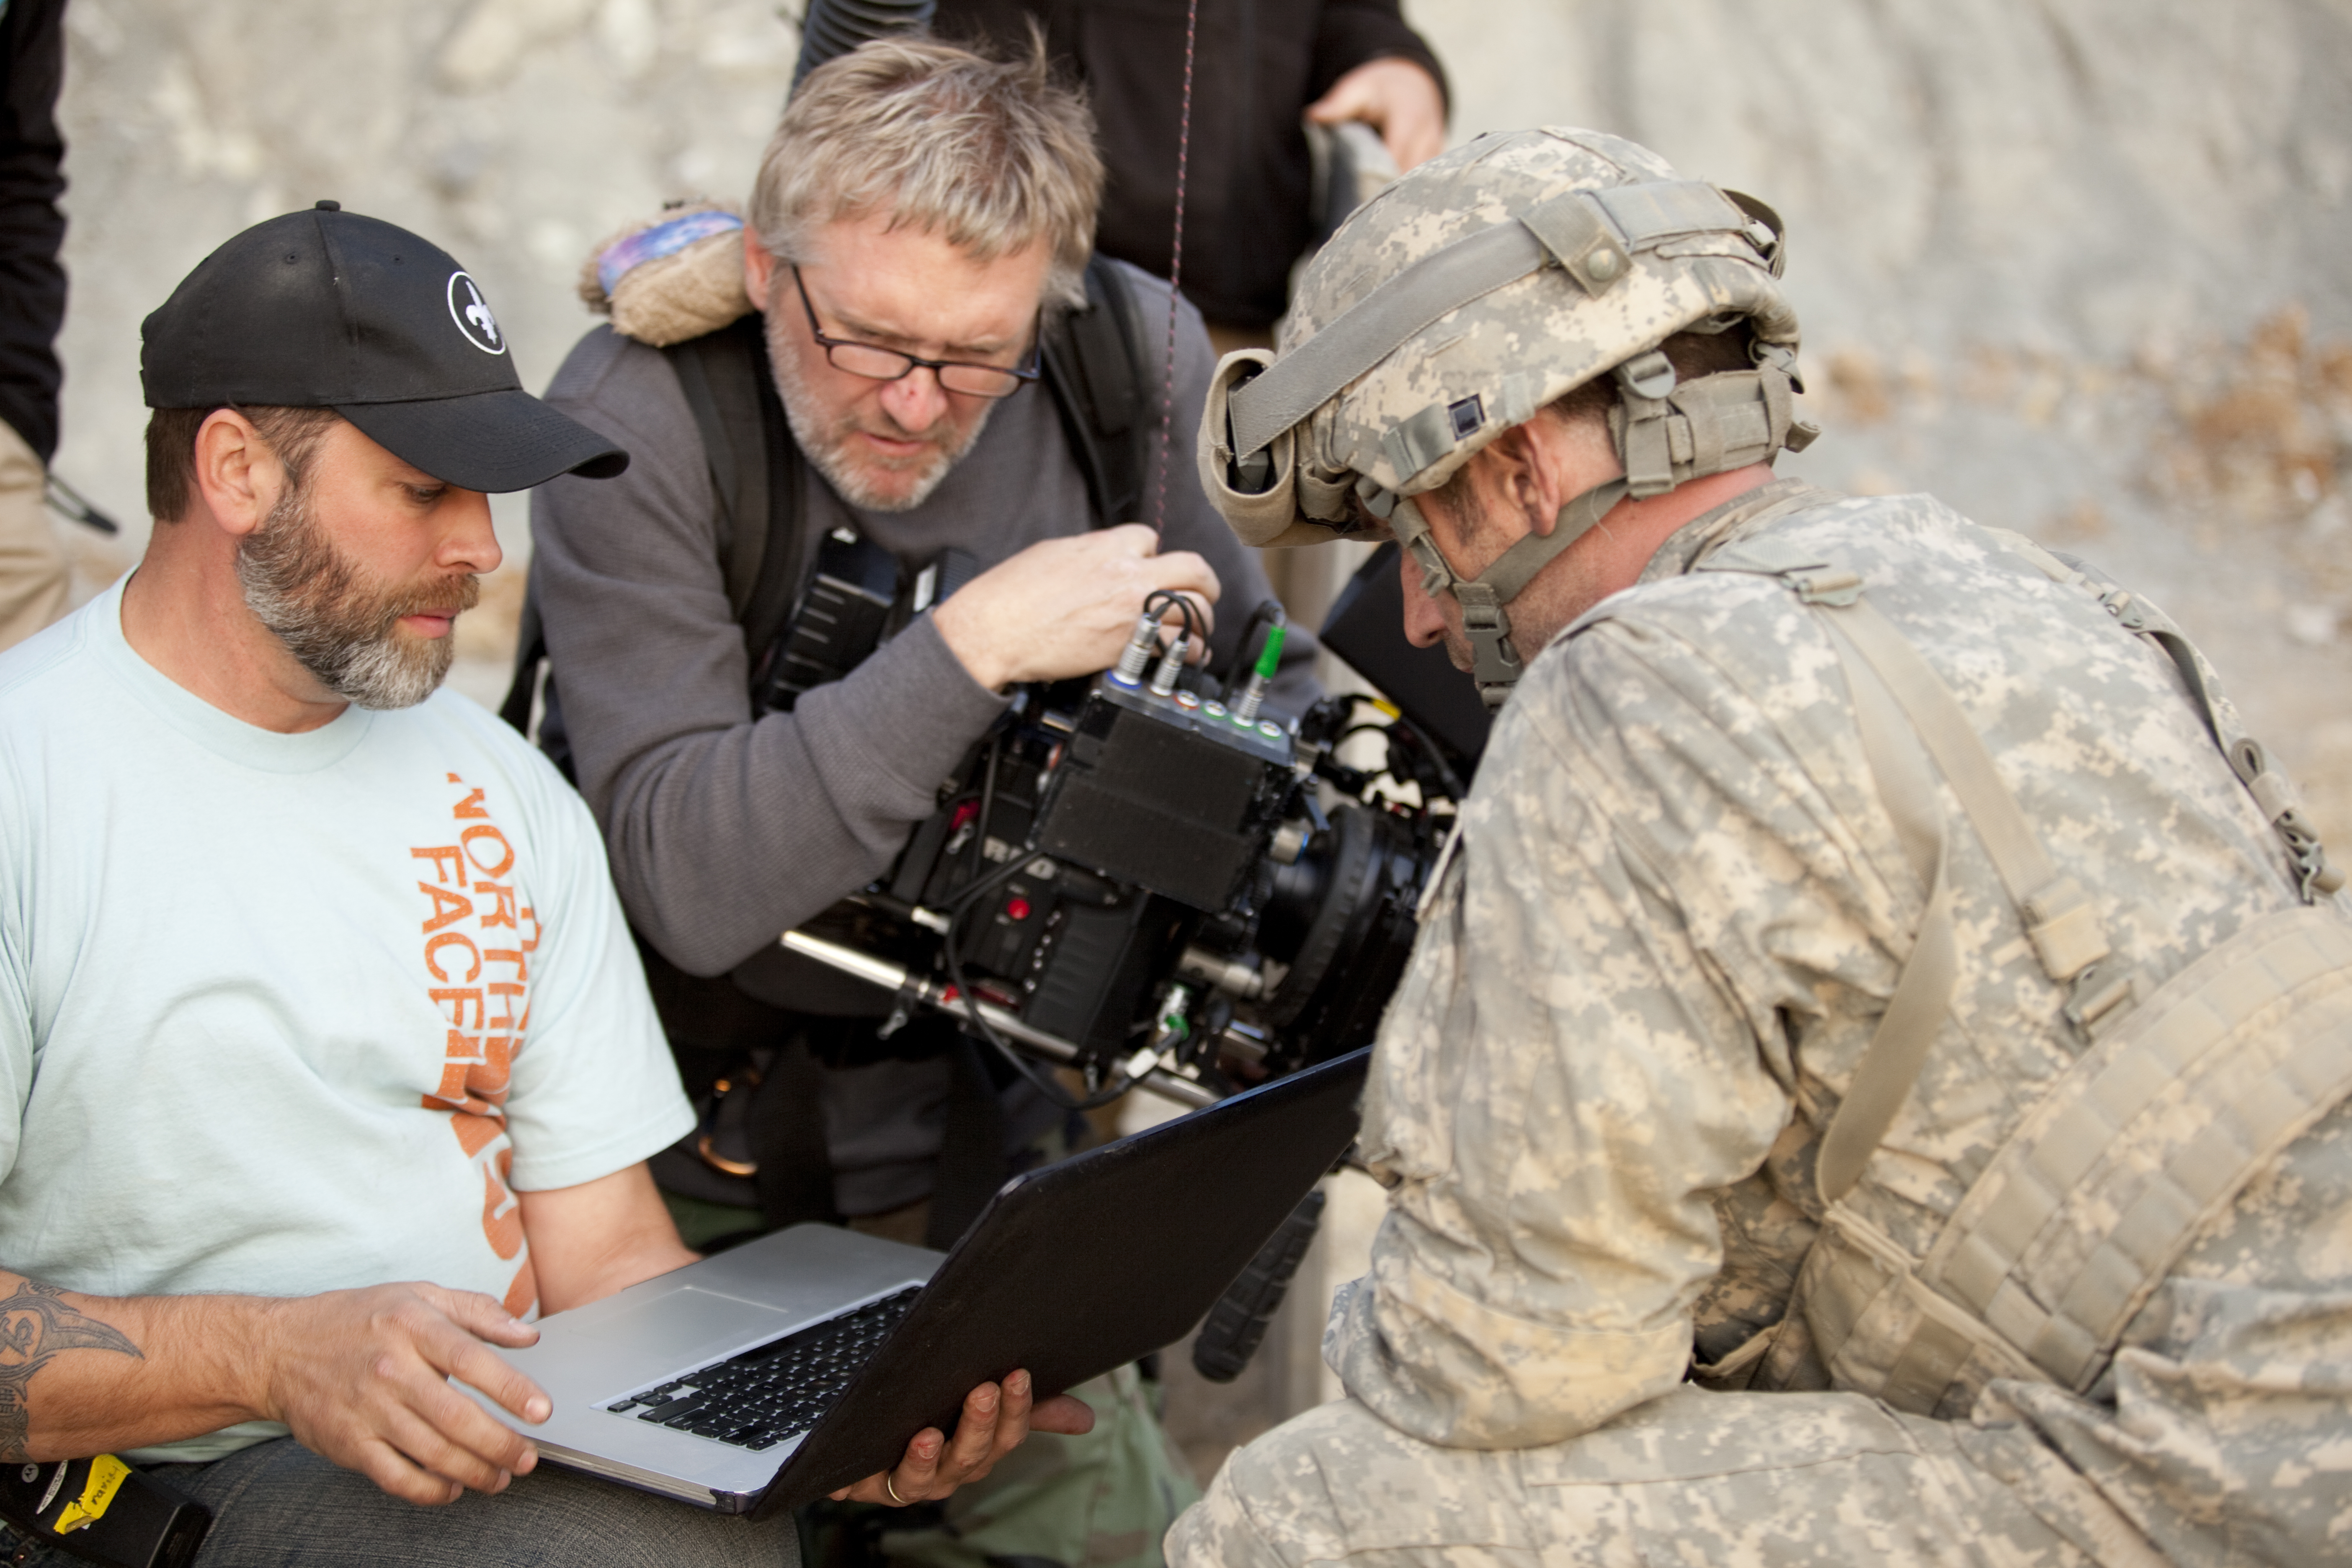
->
[1150,0,1201,537]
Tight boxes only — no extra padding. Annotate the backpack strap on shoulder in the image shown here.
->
[501,316,809,736]
[1698,542,2352,1418]
[1701,545,2125,1202]
[1813,588,2133,1198]
[498,592,547,734]
[667,315,773,624]
[664,316,810,668]
[2102,588,2344,902]
[1039,253,1150,526]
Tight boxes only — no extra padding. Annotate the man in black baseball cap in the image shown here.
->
[0,207,1075,1567]
[129,201,636,719]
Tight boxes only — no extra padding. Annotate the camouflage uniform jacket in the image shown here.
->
[1324,482,2352,1553]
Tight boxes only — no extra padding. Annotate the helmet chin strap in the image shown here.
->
[1361,352,1821,709]
[1368,476,1630,710]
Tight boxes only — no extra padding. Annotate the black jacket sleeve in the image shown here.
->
[0,0,67,463]
[1309,0,1449,107]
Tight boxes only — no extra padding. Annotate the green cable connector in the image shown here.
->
[1234,621,1287,725]
[1254,621,1287,680]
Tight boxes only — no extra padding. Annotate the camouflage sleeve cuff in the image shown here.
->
[1323,1252,1693,1450]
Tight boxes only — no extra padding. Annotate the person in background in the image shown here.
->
[0,0,71,650]
[935,0,1447,348]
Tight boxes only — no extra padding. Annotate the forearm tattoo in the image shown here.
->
[0,1279,142,1462]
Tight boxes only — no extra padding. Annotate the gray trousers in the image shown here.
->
[0,1437,797,1568]
[1166,1388,2144,1568]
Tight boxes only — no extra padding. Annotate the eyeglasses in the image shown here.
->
[792,267,1042,399]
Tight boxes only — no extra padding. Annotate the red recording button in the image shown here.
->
[1005,897,1032,921]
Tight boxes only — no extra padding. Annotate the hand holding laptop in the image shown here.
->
[267,1277,1089,1511]
[473,1052,1371,1514]
[827,1370,1096,1506]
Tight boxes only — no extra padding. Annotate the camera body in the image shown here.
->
[855,669,1447,1091]
[766,531,1457,1095]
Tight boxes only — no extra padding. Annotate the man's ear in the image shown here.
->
[1525,405,1623,535]
[1480,422,1561,540]
[743,228,782,310]
[189,409,281,540]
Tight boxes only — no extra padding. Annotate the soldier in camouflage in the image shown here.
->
[1168,127,2352,1566]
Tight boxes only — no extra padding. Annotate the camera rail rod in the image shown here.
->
[778,928,1222,1110]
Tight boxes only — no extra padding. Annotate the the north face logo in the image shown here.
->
[446,271,506,356]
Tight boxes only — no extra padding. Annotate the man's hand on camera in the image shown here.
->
[260,1282,549,1506]
[933,524,1220,691]
[829,1369,1094,1506]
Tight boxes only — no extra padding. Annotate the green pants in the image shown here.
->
[879,1365,1199,1568]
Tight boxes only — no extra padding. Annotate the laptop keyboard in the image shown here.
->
[602,1286,922,1451]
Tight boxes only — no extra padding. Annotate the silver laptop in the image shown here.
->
[466,1048,1369,1517]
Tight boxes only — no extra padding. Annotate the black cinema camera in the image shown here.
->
[766,530,1473,1106]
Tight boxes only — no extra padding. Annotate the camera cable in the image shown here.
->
[1143,586,1206,647]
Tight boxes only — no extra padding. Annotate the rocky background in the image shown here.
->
[1427,0,2352,840]
[50,0,2352,816]
[44,0,2352,1483]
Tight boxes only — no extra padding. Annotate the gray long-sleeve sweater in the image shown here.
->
[530,262,1318,1014]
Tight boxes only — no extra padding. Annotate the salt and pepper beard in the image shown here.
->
[764,300,999,513]
[236,478,480,710]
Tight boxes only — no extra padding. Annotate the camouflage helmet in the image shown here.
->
[1197,128,1817,705]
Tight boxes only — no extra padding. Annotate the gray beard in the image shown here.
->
[765,309,995,513]
[237,484,475,710]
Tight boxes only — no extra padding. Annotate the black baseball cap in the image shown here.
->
[140,201,628,493]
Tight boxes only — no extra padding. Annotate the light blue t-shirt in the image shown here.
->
[0,581,695,1460]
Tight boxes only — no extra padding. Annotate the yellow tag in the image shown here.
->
[53,1454,128,1534]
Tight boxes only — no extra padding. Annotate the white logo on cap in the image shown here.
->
[446,271,507,356]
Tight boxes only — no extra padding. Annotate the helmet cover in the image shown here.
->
[1199,127,1805,547]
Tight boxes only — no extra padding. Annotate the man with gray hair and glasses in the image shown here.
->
[521,34,1306,1568]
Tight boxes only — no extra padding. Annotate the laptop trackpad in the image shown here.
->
[566,1286,793,1358]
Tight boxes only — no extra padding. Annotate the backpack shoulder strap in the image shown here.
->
[664,313,802,637]
[1039,253,1150,527]
[500,315,807,733]
[643,315,812,683]
[498,588,546,733]
[1702,544,2125,1202]
[1699,547,2352,1421]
